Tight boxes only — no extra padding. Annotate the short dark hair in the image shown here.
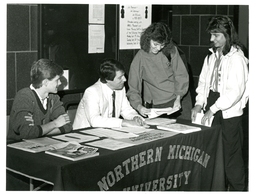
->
[206,15,243,55]
[99,59,125,83]
[140,22,172,53]
[30,59,63,88]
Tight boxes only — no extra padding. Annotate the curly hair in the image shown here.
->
[206,15,244,55]
[140,22,172,53]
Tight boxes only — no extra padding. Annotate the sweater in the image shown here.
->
[127,46,189,109]
[7,88,72,142]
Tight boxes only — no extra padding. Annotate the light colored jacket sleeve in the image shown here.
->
[83,87,123,128]
[210,55,248,113]
[118,88,140,120]
[195,56,210,108]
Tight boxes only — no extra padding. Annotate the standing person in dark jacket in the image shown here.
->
[7,59,72,143]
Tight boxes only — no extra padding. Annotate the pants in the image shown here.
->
[206,90,245,191]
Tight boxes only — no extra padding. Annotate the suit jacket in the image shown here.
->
[73,79,139,129]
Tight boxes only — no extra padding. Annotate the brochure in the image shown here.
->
[45,142,99,161]
[7,137,62,153]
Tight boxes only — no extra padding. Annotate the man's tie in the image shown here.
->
[112,91,116,117]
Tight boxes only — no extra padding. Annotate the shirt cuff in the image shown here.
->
[38,125,43,137]
[59,126,66,134]
[117,119,123,128]
[210,104,220,114]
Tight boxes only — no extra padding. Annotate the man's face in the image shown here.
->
[44,75,61,93]
[107,70,126,90]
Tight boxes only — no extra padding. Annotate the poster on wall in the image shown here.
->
[89,4,105,24]
[119,5,151,50]
[88,25,105,53]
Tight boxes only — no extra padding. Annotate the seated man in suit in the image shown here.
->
[73,58,145,129]
[7,59,72,143]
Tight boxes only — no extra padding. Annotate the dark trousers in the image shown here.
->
[206,91,245,191]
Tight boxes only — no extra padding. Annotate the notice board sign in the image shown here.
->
[119,5,151,50]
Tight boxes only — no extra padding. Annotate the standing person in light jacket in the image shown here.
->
[127,22,189,117]
[191,16,249,191]
[7,59,72,143]
[73,59,144,129]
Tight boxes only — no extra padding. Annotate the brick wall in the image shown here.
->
[172,5,236,100]
[7,4,38,114]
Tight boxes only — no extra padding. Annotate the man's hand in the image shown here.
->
[53,113,71,128]
[201,110,214,126]
[133,116,149,128]
[191,105,202,122]
[137,104,151,117]
[122,119,144,127]
[24,113,34,126]
[173,95,181,109]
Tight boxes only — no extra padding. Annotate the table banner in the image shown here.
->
[59,127,224,191]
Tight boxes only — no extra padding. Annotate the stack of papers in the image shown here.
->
[192,112,214,127]
[45,142,99,161]
[52,133,100,143]
[145,118,176,125]
[111,126,153,134]
[7,137,62,153]
[80,128,139,139]
[157,123,201,134]
[147,107,180,119]
[86,139,135,150]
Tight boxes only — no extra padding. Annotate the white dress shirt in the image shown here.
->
[73,79,140,129]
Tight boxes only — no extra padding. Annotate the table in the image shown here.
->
[6,119,225,191]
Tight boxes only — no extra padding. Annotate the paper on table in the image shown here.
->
[52,133,100,143]
[80,128,139,139]
[24,137,62,145]
[192,112,214,127]
[147,107,180,119]
[86,138,135,150]
[157,123,201,134]
[111,126,153,134]
[145,118,176,125]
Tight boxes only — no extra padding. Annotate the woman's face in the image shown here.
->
[210,32,226,49]
[149,40,165,54]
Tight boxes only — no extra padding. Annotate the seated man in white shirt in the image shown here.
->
[73,58,144,129]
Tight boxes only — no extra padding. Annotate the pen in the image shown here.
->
[65,135,80,140]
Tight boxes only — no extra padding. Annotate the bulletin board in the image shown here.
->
[39,4,118,91]
[39,4,172,93]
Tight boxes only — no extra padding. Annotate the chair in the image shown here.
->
[64,100,80,125]
[6,115,10,136]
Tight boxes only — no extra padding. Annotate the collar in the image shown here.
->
[99,80,115,96]
[30,84,49,101]
[209,46,240,57]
